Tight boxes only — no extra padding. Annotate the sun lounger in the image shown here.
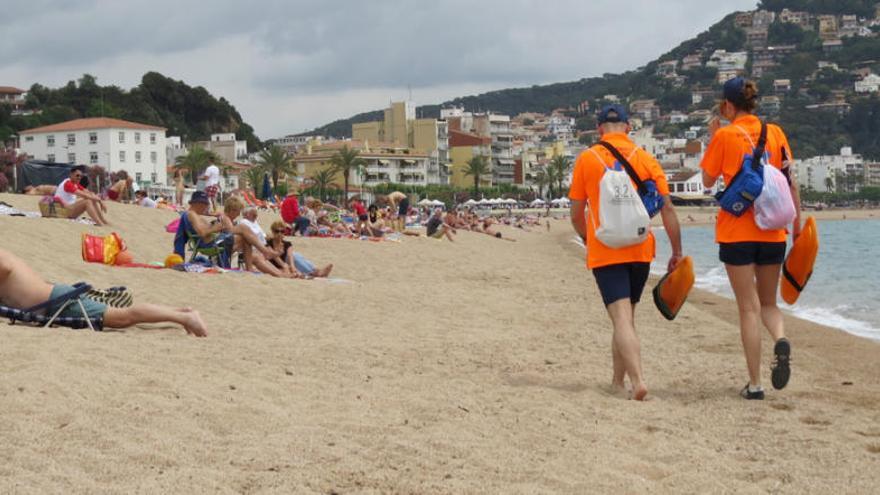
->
[1,282,104,331]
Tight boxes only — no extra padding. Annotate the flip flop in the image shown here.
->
[86,286,134,308]
[771,338,791,390]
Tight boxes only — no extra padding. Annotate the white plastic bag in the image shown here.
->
[754,164,796,230]
[593,167,651,248]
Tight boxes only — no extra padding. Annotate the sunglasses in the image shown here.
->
[272,229,284,234]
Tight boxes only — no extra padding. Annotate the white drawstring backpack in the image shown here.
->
[735,125,796,230]
[588,147,651,248]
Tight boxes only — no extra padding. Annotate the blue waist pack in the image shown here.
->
[596,141,664,217]
[715,122,767,217]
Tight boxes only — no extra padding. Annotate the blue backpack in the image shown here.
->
[596,141,665,217]
[715,122,766,216]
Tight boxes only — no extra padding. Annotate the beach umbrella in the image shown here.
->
[261,173,271,200]
[505,198,517,205]
[464,199,478,206]
[530,198,546,207]
[417,198,433,206]
[431,199,445,207]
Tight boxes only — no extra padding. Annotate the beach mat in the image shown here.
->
[652,256,695,321]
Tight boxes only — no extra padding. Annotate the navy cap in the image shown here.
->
[597,104,628,124]
[723,76,752,104]
[189,190,209,205]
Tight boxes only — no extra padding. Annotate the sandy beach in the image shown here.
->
[1,192,879,493]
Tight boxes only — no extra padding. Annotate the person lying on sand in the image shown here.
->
[24,184,57,196]
[481,218,516,242]
[0,248,207,336]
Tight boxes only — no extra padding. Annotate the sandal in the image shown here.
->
[771,338,791,390]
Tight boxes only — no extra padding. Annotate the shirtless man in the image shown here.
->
[0,248,207,336]
[24,185,57,196]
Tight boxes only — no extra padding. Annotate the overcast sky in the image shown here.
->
[1,0,757,139]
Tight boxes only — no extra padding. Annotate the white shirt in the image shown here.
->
[54,178,79,206]
[137,197,157,208]
[204,164,220,188]
[239,217,266,245]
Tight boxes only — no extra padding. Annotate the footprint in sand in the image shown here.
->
[800,416,832,426]
[770,403,794,411]
[866,444,880,454]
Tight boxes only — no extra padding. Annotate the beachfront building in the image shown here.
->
[447,129,492,190]
[443,108,515,186]
[18,117,168,187]
[193,133,248,164]
[294,140,434,193]
[273,134,326,154]
[794,147,865,193]
[352,101,449,185]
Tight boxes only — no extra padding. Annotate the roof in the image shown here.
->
[20,117,166,134]
[0,86,26,94]
[668,170,700,182]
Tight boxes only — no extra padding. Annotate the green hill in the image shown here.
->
[0,72,261,151]
[306,2,880,159]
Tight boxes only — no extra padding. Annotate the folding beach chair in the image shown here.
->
[186,231,233,268]
[1,282,104,331]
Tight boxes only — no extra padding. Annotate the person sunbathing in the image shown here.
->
[426,209,455,241]
[108,176,132,202]
[481,218,516,242]
[0,248,207,336]
[223,202,292,278]
[54,165,109,226]
[24,184,57,196]
[266,221,333,278]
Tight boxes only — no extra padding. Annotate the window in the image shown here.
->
[67,133,75,146]
[47,135,55,147]
[150,133,156,144]
[90,152,98,164]
[119,150,126,163]
[47,153,55,162]
[89,132,97,144]
[151,173,157,183]
[150,151,157,163]
[68,153,76,164]
[118,132,125,143]
[134,132,141,144]
[135,151,142,163]
[135,173,142,183]
[25,136,33,142]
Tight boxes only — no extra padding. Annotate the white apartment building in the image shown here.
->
[19,117,167,186]
[794,147,865,193]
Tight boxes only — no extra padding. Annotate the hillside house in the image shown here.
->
[855,73,880,93]
[629,100,660,122]
[818,15,840,40]
[773,79,792,92]
[752,10,776,28]
[779,9,812,29]
[680,54,702,71]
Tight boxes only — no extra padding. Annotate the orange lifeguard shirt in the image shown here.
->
[700,114,792,244]
[568,132,670,269]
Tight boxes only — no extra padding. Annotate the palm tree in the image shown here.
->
[174,145,223,185]
[257,145,296,192]
[533,168,551,199]
[242,165,265,196]
[463,155,490,196]
[329,145,366,201]
[548,155,571,199]
[310,168,338,202]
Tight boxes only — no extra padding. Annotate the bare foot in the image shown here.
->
[317,264,333,277]
[610,382,628,399]
[181,310,208,337]
[631,382,648,401]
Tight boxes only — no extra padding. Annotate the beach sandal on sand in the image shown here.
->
[86,286,134,308]
[740,384,765,400]
[771,338,791,390]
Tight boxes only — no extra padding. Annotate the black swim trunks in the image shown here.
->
[592,262,651,306]
[398,197,409,217]
[719,241,786,266]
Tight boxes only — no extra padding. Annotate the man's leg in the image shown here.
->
[91,200,109,225]
[65,201,89,220]
[725,263,762,389]
[606,298,647,400]
[104,304,207,336]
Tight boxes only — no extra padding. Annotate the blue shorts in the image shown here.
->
[48,284,108,319]
[592,262,651,306]
[719,242,786,266]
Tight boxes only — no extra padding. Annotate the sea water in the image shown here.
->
[651,219,880,341]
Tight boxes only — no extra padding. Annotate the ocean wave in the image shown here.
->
[788,305,880,340]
